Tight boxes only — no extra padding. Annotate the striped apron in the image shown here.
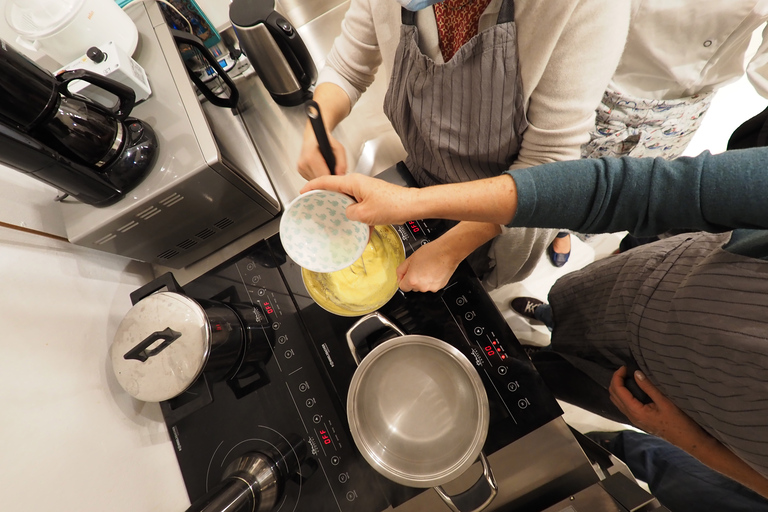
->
[548,232,768,478]
[383,1,558,287]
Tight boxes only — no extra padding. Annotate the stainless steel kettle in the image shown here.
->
[230,0,317,106]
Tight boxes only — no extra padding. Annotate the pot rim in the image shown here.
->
[346,334,489,487]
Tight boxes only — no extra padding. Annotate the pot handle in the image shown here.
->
[434,452,498,512]
[346,312,404,365]
[130,272,185,305]
[123,327,182,362]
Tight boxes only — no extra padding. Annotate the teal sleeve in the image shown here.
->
[506,148,768,236]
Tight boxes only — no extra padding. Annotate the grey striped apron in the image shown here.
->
[382,0,527,187]
[382,2,558,288]
[549,232,768,478]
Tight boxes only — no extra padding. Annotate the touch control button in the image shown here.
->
[276,17,294,35]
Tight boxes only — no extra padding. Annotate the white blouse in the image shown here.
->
[611,0,768,99]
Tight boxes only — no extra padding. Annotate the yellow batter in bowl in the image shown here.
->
[302,225,406,316]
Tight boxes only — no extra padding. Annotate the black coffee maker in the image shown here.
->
[0,40,158,207]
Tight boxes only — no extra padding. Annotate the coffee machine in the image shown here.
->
[0,39,158,207]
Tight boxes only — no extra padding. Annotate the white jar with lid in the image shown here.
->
[5,0,139,66]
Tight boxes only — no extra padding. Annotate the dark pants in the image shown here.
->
[602,431,768,512]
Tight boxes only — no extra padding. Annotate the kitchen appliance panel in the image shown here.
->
[158,207,590,511]
[170,242,393,512]
[59,1,280,268]
[78,169,277,270]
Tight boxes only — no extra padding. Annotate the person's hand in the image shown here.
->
[300,174,419,225]
[396,240,462,292]
[296,125,348,180]
[609,365,703,445]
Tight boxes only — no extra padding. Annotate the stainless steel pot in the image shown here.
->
[110,273,244,402]
[346,313,498,512]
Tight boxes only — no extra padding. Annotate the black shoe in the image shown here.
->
[547,232,571,267]
[510,297,545,320]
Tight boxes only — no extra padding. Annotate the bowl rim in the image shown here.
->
[279,189,369,273]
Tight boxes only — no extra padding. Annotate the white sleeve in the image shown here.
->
[512,0,630,169]
[316,0,383,109]
[746,22,768,100]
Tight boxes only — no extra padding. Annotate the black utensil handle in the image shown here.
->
[305,100,336,174]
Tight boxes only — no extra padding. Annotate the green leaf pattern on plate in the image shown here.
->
[280,190,370,273]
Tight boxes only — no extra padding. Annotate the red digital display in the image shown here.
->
[263,301,274,315]
[319,429,332,445]
[484,345,495,357]
[407,220,420,234]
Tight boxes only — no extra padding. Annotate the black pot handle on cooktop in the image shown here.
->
[171,29,240,108]
[130,272,185,305]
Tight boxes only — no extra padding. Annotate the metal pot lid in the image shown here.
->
[346,336,489,487]
[111,291,211,402]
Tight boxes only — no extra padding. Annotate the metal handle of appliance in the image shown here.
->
[185,452,277,512]
[305,100,335,174]
[57,68,136,120]
[264,10,317,89]
[434,452,498,512]
[171,29,240,108]
[123,327,182,362]
[345,312,405,365]
[185,435,308,512]
[129,272,185,305]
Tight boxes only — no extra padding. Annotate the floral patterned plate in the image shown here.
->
[279,190,370,273]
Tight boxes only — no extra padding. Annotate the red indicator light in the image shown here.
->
[501,355,506,359]
[492,341,497,345]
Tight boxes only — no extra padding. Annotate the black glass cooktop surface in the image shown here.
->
[155,166,562,511]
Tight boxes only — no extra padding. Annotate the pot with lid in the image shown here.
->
[110,273,250,403]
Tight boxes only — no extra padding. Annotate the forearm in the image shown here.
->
[509,148,768,235]
[307,83,352,132]
[431,221,502,264]
[677,430,768,499]
[410,175,518,226]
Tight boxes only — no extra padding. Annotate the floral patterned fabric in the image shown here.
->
[582,86,715,159]
[434,0,492,61]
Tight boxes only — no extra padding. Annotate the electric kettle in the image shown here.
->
[229,0,317,106]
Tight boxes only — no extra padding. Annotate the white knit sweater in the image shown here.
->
[318,0,631,169]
